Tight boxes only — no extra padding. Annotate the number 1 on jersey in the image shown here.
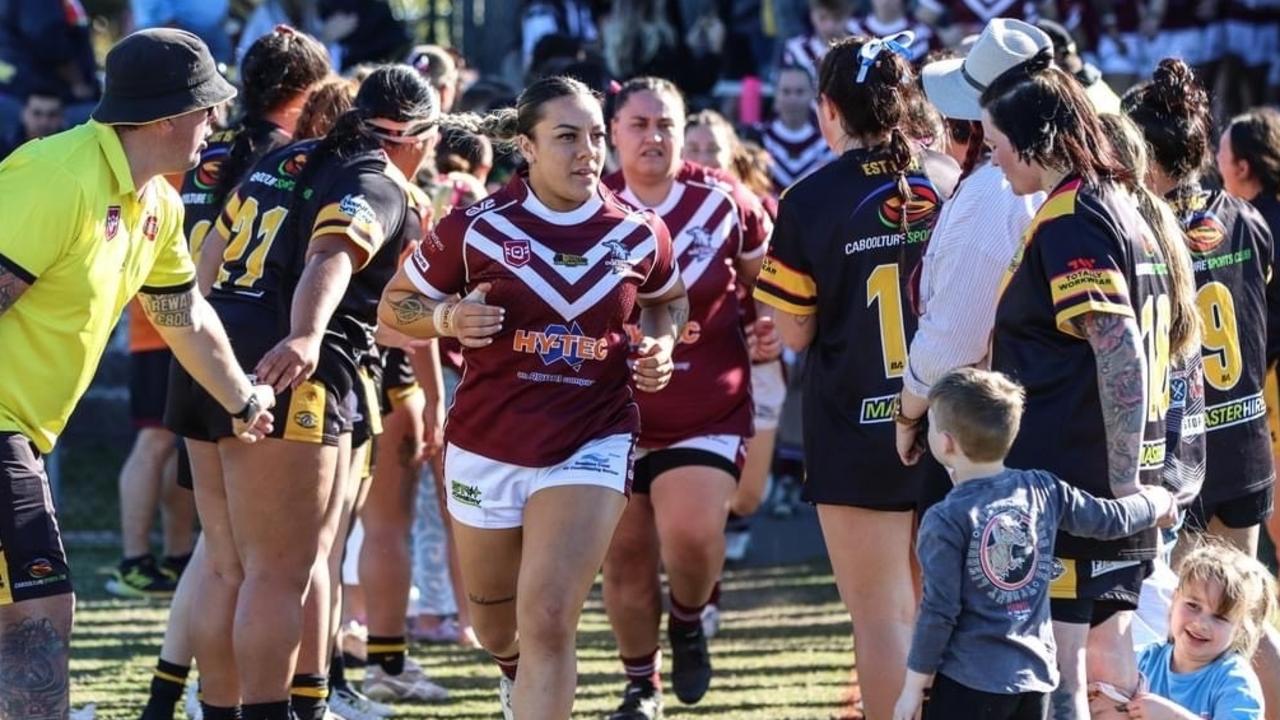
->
[867,263,908,379]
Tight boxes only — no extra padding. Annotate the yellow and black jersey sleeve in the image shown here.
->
[309,168,405,270]
[753,198,817,315]
[1036,214,1133,338]
[213,189,242,242]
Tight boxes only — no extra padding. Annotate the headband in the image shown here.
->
[856,31,915,84]
[365,116,437,144]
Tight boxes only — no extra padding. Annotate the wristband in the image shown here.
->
[233,393,261,423]
[432,301,456,337]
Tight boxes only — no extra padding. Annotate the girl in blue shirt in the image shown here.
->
[1120,544,1274,719]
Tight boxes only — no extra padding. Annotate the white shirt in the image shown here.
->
[904,161,1044,397]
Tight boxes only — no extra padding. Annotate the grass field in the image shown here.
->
[67,546,860,720]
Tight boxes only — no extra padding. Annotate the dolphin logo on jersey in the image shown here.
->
[683,226,717,261]
[512,321,608,372]
[604,239,641,277]
[877,178,940,230]
[1186,212,1227,255]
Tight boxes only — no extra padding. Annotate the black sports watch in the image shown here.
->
[233,393,261,423]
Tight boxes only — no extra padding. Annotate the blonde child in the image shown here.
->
[1117,544,1273,719]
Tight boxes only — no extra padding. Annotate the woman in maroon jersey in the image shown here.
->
[599,77,774,718]
[376,75,687,720]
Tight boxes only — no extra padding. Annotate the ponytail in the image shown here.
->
[886,127,914,236]
[1099,113,1201,360]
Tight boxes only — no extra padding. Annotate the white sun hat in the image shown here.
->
[921,18,1052,121]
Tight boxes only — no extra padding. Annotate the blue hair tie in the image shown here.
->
[856,31,916,84]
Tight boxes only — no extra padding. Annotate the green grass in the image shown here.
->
[68,547,861,719]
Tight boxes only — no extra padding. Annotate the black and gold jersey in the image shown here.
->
[278,146,430,390]
[1250,192,1280,364]
[209,139,318,305]
[754,147,955,507]
[993,177,1172,561]
[179,118,289,257]
[1168,183,1275,500]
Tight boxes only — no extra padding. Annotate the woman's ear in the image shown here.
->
[517,133,535,166]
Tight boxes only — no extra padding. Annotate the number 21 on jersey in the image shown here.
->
[216,196,289,290]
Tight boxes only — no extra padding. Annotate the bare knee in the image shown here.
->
[129,428,177,465]
[520,596,579,654]
[472,613,518,656]
[731,489,764,517]
[661,523,723,567]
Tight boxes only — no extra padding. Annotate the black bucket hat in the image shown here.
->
[92,28,237,125]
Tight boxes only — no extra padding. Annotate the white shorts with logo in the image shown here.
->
[444,433,634,529]
[751,360,786,432]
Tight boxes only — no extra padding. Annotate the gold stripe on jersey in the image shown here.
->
[312,203,384,268]
[283,380,328,444]
[1048,558,1079,600]
[214,191,242,239]
[1049,268,1129,307]
[755,256,818,316]
[1055,300,1135,338]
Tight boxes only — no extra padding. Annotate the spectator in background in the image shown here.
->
[521,0,599,72]
[600,0,683,85]
[1035,18,1120,114]
[236,0,350,68]
[408,44,460,112]
[130,0,232,64]
[319,0,411,71]
[781,0,858,82]
[0,0,98,131]
[756,64,833,194]
[916,0,1048,48]
[851,0,935,63]
[0,88,64,160]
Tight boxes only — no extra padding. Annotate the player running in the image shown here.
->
[377,75,686,720]
[600,78,773,717]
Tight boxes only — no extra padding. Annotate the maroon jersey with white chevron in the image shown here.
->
[759,116,834,193]
[606,162,772,448]
[404,173,677,467]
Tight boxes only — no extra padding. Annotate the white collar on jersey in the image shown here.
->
[620,181,686,217]
[520,179,604,225]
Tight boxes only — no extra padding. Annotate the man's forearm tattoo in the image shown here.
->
[389,294,431,325]
[0,617,70,720]
[1075,312,1146,494]
[139,290,194,327]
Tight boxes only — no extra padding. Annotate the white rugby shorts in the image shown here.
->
[444,433,633,529]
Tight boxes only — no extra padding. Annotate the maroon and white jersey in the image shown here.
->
[917,0,1038,30]
[759,116,835,194]
[404,173,677,467]
[781,19,861,81]
[849,14,938,62]
[605,162,772,448]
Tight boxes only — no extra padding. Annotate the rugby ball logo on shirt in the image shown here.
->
[194,156,224,190]
[503,239,531,267]
[877,178,939,230]
[104,206,121,241]
[278,152,308,177]
[978,509,1037,592]
[1185,212,1228,255]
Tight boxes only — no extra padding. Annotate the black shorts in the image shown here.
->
[631,436,745,495]
[1049,558,1152,626]
[379,348,420,416]
[924,673,1047,720]
[0,433,72,604]
[1186,484,1275,531]
[130,349,173,428]
[165,361,348,447]
[176,441,193,491]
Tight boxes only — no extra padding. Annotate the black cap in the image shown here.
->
[92,28,237,125]
[1034,19,1077,57]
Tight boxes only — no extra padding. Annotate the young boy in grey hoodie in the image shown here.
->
[893,368,1177,720]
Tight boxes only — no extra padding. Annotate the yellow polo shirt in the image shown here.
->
[0,121,195,452]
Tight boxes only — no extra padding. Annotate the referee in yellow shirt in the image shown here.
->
[0,29,275,718]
